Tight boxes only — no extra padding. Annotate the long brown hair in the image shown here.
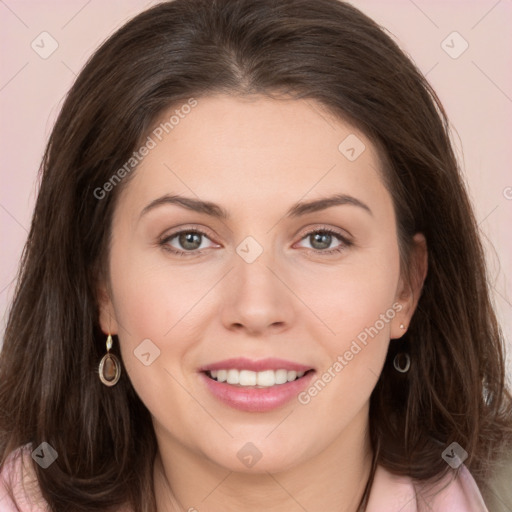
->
[1,1,511,510]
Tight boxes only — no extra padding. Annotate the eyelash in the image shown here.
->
[159,226,353,257]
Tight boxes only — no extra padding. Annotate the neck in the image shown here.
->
[153,407,373,512]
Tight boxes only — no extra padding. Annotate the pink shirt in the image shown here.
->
[1,444,489,511]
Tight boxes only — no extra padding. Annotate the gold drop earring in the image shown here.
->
[98,333,122,386]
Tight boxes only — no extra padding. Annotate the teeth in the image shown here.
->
[240,370,257,386]
[207,369,306,387]
[275,369,288,384]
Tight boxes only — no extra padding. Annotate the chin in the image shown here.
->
[200,437,309,474]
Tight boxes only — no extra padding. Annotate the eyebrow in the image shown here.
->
[139,193,373,220]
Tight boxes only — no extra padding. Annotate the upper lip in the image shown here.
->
[199,357,314,373]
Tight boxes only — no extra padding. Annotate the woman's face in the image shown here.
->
[99,94,424,473]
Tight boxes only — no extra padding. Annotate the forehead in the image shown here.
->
[116,94,391,221]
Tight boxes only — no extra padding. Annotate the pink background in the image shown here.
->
[1,0,511,379]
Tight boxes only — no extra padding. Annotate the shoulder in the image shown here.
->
[1,444,134,512]
[0,443,49,512]
[366,463,489,511]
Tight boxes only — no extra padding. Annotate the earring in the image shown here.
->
[393,352,411,373]
[99,334,122,386]
[393,321,410,372]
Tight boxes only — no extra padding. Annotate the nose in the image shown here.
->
[220,247,295,336]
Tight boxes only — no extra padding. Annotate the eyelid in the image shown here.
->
[295,223,352,242]
[159,224,218,242]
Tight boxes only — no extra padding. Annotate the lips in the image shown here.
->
[199,357,313,373]
[198,357,316,412]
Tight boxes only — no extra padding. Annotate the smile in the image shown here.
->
[199,358,316,412]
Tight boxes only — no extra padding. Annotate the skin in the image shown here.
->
[98,94,427,512]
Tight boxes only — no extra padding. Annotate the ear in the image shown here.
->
[390,232,428,339]
[97,279,119,336]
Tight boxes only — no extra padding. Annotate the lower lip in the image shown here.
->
[199,371,316,412]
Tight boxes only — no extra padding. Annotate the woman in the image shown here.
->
[1,0,511,510]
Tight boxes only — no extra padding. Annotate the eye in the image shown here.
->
[159,226,352,257]
[295,227,352,255]
[159,228,218,256]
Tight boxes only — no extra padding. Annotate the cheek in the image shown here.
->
[108,243,204,336]
[106,248,198,420]
[293,238,401,346]
[107,241,218,381]
[294,257,400,427]
[295,237,401,412]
